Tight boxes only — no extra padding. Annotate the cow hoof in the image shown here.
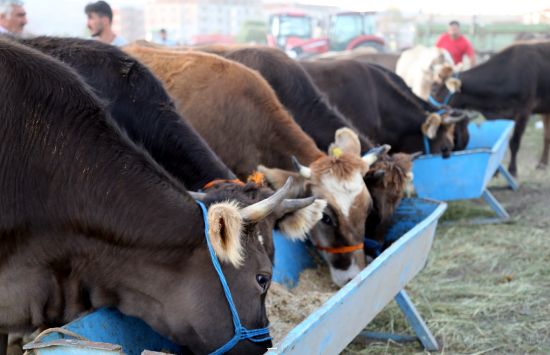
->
[536,162,548,170]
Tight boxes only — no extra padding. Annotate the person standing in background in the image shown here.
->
[85,1,127,46]
[0,0,27,35]
[156,28,177,47]
[436,20,476,66]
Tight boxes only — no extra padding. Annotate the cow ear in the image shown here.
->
[445,77,462,93]
[437,63,454,81]
[207,202,244,268]
[329,127,361,157]
[422,113,442,139]
[258,165,308,196]
[276,199,327,241]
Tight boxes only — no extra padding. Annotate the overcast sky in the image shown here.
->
[24,0,549,37]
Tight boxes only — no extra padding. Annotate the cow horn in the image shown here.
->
[443,111,467,124]
[362,144,391,166]
[291,156,312,179]
[240,176,294,223]
[410,151,423,160]
[275,196,316,216]
[188,191,207,201]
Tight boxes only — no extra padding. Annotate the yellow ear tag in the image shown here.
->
[331,147,343,158]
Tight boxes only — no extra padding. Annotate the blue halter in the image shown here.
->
[422,135,431,155]
[428,71,460,108]
[196,200,271,355]
[428,91,454,108]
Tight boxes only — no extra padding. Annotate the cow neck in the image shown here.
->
[263,107,325,168]
[67,127,203,249]
[226,50,372,155]
[265,59,356,153]
[23,105,203,251]
[378,76,429,150]
[20,37,236,192]
[305,98,375,154]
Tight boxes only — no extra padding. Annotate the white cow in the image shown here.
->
[396,45,455,101]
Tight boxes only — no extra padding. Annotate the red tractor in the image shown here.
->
[267,11,385,58]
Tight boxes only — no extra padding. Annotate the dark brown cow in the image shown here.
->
[0,38,325,354]
[301,58,468,157]
[124,45,387,287]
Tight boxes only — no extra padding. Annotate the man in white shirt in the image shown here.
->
[84,1,127,47]
[0,0,27,35]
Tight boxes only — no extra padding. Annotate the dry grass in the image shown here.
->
[267,267,337,344]
[345,118,550,354]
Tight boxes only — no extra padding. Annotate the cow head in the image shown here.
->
[364,153,413,243]
[421,110,469,157]
[259,129,384,287]
[431,63,462,101]
[144,179,326,353]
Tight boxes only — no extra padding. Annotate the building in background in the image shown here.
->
[144,0,263,45]
[112,7,145,42]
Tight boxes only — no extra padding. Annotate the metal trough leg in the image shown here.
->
[357,290,439,351]
[497,164,519,191]
[481,189,510,222]
[394,290,440,351]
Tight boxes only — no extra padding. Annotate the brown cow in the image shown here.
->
[131,42,411,259]
[192,44,412,253]
[124,45,386,287]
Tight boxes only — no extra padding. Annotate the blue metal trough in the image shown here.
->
[24,198,447,355]
[412,119,518,222]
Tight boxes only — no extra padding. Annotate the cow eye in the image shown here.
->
[256,274,271,292]
[321,212,334,226]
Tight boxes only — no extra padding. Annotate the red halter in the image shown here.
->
[315,243,364,254]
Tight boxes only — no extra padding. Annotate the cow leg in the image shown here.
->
[536,114,550,169]
[508,112,529,177]
[0,333,7,355]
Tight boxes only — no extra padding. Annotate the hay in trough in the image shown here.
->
[266,266,338,344]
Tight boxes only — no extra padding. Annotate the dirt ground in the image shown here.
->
[344,118,550,354]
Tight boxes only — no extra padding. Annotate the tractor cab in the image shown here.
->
[267,12,313,50]
[328,12,384,52]
[267,10,384,58]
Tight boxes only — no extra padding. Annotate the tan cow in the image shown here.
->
[124,45,386,287]
[396,45,455,100]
